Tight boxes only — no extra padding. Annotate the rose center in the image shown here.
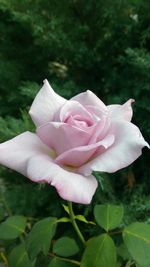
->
[65,114,93,128]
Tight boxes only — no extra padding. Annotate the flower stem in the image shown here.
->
[49,253,80,265]
[0,252,8,267]
[67,201,86,246]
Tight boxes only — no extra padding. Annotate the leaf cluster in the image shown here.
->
[0,204,150,267]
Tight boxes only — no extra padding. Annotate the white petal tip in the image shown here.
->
[145,142,150,149]
[130,98,135,103]
[43,79,49,84]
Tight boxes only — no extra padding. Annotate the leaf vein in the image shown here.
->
[125,230,150,244]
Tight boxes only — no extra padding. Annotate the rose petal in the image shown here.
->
[59,100,94,126]
[29,79,66,126]
[0,132,50,176]
[37,122,92,154]
[27,155,98,204]
[78,120,149,175]
[86,105,108,118]
[55,134,115,167]
[71,90,107,111]
[107,99,135,122]
[88,116,110,144]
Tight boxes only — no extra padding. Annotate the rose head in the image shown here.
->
[0,80,149,204]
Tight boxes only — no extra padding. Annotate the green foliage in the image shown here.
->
[26,217,57,260]
[49,258,76,267]
[0,203,149,267]
[122,185,150,225]
[74,215,95,225]
[53,237,79,257]
[117,244,132,261]
[9,244,35,267]
[0,215,26,239]
[123,222,150,267]
[94,204,124,231]
[81,234,117,267]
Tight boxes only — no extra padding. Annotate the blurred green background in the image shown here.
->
[0,0,149,227]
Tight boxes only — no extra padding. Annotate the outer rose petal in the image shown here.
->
[55,134,114,167]
[78,120,149,175]
[37,122,92,154]
[0,132,50,176]
[29,79,66,126]
[107,99,135,121]
[27,155,98,204]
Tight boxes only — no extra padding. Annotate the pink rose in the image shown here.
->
[0,80,149,204]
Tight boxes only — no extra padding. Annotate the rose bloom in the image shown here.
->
[0,80,149,204]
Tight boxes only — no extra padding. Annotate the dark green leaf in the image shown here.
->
[81,234,117,267]
[9,244,35,267]
[26,217,57,260]
[117,244,132,260]
[53,237,79,257]
[0,215,26,239]
[49,258,76,267]
[94,204,124,231]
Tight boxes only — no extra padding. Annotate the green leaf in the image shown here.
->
[117,244,132,260]
[62,205,70,214]
[53,237,79,257]
[9,244,35,267]
[81,234,117,267]
[115,262,122,267]
[56,217,71,223]
[26,217,57,260]
[0,215,27,239]
[94,204,124,231]
[74,215,95,225]
[49,258,76,267]
[123,222,150,267]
